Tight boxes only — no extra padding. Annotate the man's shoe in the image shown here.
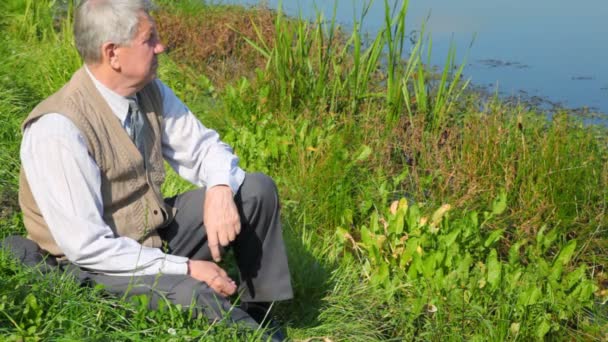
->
[262,321,286,342]
[241,302,286,341]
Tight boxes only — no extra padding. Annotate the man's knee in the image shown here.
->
[239,172,279,207]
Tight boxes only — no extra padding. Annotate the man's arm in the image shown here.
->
[157,80,245,194]
[21,114,188,276]
[158,80,245,261]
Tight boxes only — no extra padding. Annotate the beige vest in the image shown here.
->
[19,67,174,256]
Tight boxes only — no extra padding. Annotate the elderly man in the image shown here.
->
[9,0,292,338]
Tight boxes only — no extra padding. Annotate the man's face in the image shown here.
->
[114,13,164,89]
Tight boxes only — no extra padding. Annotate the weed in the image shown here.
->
[0,0,606,340]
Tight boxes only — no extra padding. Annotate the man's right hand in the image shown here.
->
[203,185,241,262]
[187,260,237,297]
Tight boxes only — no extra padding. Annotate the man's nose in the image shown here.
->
[155,42,165,54]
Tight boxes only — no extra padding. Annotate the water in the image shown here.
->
[220,0,608,115]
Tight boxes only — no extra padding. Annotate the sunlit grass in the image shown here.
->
[0,0,606,340]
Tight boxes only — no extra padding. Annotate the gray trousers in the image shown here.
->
[2,172,293,327]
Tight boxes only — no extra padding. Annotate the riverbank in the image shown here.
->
[226,0,608,116]
[0,0,606,340]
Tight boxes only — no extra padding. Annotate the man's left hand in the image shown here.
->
[204,185,241,262]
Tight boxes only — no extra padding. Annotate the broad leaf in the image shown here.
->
[555,240,577,266]
[536,317,551,338]
[356,144,372,161]
[484,229,504,248]
[491,191,507,216]
[487,249,501,289]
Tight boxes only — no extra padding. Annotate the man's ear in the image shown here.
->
[101,42,120,70]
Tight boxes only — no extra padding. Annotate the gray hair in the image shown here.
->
[74,0,154,63]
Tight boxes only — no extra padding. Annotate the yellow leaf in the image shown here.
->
[379,217,389,233]
[398,198,408,212]
[392,247,405,259]
[510,322,521,335]
[390,200,399,215]
[426,304,437,313]
[390,199,409,215]
[376,234,387,248]
[431,204,452,228]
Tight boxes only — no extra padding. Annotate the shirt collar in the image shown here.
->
[84,65,131,125]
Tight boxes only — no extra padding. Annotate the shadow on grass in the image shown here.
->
[274,225,338,330]
[0,190,24,238]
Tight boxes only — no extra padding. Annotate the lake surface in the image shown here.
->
[220,0,608,115]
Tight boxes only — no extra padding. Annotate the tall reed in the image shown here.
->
[2,0,606,339]
[241,0,468,127]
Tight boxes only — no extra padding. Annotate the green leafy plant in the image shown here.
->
[340,193,598,339]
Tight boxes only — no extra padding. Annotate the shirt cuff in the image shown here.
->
[206,168,246,196]
[159,254,189,275]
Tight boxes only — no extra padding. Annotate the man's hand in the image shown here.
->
[188,260,237,297]
[204,185,241,262]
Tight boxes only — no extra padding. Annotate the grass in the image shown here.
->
[0,0,607,340]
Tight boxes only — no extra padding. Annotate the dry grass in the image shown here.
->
[155,6,276,88]
[388,106,608,241]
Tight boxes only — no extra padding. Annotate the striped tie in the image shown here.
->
[127,96,147,168]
